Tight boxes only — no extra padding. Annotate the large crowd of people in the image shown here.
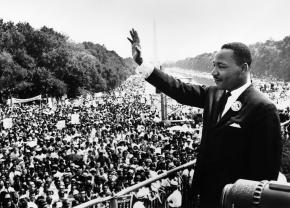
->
[0,74,289,208]
[0,75,202,208]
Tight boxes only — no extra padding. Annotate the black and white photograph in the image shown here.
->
[0,0,290,208]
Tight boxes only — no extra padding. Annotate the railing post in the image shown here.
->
[110,197,118,208]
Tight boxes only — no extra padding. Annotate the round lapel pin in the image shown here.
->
[231,101,242,111]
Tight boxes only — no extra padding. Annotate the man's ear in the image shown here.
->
[241,63,249,72]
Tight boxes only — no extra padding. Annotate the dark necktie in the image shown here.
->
[217,91,231,122]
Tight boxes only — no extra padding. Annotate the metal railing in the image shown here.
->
[282,119,290,127]
[73,160,196,208]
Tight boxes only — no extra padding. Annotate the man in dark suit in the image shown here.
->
[128,29,282,208]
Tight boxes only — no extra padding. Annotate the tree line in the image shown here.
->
[0,19,136,101]
[165,37,290,81]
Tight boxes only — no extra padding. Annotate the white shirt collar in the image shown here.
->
[229,80,252,100]
[222,80,251,117]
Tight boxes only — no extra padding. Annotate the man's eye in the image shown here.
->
[218,64,227,68]
[213,63,226,68]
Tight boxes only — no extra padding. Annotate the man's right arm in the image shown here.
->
[145,68,207,108]
[128,29,207,108]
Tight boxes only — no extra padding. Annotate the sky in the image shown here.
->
[0,0,290,63]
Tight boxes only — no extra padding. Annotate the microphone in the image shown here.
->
[221,179,290,208]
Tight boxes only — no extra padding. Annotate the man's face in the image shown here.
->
[29,182,35,191]
[64,178,70,186]
[29,193,35,201]
[212,49,244,91]
[4,180,10,188]
[99,168,104,174]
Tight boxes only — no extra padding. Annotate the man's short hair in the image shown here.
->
[221,42,252,66]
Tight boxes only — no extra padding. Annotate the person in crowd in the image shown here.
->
[128,29,282,208]
[1,192,17,208]
[167,180,182,208]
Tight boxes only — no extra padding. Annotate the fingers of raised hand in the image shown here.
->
[127,37,133,44]
[129,29,140,44]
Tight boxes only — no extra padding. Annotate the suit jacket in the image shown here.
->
[146,68,282,207]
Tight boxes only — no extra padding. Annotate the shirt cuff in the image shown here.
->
[136,62,155,78]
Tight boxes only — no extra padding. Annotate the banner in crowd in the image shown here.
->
[92,100,97,107]
[48,97,53,108]
[26,140,37,147]
[47,97,58,108]
[56,120,66,130]
[6,99,12,106]
[62,94,67,101]
[116,98,122,104]
[71,113,80,124]
[98,99,104,105]
[86,93,93,101]
[137,125,145,132]
[85,101,92,108]
[94,92,103,98]
[3,118,13,129]
[11,95,42,104]
[140,97,146,104]
[43,108,54,115]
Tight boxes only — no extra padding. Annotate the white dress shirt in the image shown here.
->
[221,81,251,117]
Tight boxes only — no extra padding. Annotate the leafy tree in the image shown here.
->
[167,36,290,81]
[0,19,136,99]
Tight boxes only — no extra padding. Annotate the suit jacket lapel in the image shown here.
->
[217,105,237,125]
[215,84,253,126]
[212,90,226,125]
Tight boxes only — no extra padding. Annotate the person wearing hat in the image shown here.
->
[18,197,28,208]
[89,167,97,175]
[156,160,166,173]
[167,162,176,170]
[3,180,15,193]
[96,150,110,168]
[69,188,79,200]
[99,184,112,198]
[126,168,135,186]
[26,191,38,208]
[1,192,17,208]
[35,196,48,208]
[44,186,55,204]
